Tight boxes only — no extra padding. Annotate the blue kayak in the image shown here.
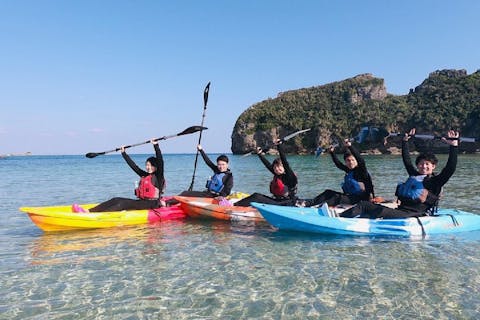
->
[251,202,480,237]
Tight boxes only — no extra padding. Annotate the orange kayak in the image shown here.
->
[174,196,265,222]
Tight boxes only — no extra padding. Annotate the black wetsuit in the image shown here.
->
[340,141,457,219]
[90,144,165,212]
[235,144,298,207]
[307,145,374,206]
[179,149,233,198]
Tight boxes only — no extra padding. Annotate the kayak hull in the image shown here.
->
[174,196,265,222]
[251,202,480,237]
[20,201,186,232]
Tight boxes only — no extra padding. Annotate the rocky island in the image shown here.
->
[231,69,480,154]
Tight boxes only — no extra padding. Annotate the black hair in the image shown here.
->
[272,158,282,166]
[216,154,229,163]
[415,153,438,166]
[343,151,354,160]
[146,156,158,168]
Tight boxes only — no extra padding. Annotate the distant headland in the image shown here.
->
[0,152,32,158]
[231,69,480,154]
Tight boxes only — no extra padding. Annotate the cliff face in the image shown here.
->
[231,70,480,154]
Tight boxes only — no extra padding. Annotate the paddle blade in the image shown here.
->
[281,128,311,142]
[85,152,100,158]
[203,82,210,108]
[354,127,369,144]
[178,126,208,136]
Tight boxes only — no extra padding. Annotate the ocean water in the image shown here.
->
[1,153,480,319]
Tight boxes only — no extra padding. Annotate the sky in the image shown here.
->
[1,0,479,155]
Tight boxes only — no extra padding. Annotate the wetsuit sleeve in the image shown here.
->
[402,140,418,176]
[154,144,165,190]
[349,145,373,196]
[199,149,218,172]
[278,144,297,185]
[219,173,233,197]
[330,150,348,172]
[431,145,458,187]
[122,151,147,177]
[257,153,275,174]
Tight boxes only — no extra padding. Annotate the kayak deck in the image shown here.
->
[252,202,480,237]
[20,203,186,232]
[174,196,265,222]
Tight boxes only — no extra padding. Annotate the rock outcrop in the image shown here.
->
[231,70,480,154]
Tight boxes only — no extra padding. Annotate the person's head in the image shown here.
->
[415,153,438,175]
[343,152,358,170]
[272,158,285,175]
[145,157,158,174]
[216,154,229,172]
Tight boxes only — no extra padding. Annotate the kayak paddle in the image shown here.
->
[188,82,211,191]
[387,132,476,143]
[85,125,208,158]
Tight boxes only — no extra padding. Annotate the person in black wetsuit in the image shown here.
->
[72,139,166,213]
[339,128,459,219]
[234,139,298,207]
[299,139,374,207]
[179,144,233,198]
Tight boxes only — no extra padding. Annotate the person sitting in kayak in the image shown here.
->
[338,128,459,219]
[179,144,233,198]
[234,139,298,207]
[298,138,374,207]
[72,139,167,212]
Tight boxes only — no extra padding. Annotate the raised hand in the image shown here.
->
[442,130,460,147]
[404,128,416,141]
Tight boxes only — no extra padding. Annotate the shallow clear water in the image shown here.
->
[1,154,479,319]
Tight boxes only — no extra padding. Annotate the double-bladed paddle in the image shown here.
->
[387,132,476,143]
[85,125,207,158]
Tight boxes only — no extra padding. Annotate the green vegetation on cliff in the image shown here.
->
[231,70,480,154]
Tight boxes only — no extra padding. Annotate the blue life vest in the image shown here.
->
[206,173,226,193]
[396,175,426,201]
[342,172,363,195]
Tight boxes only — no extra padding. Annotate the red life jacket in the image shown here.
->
[135,175,161,200]
[270,176,288,198]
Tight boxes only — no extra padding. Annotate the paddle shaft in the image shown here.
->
[388,133,476,143]
[188,82,210,191]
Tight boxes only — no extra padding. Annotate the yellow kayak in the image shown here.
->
[19,203,186,232]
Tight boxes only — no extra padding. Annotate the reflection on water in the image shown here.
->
[28,220,190,266]
[3,217,480,319]
[1,155,480,319]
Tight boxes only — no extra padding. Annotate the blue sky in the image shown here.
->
[1,0,479,155]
